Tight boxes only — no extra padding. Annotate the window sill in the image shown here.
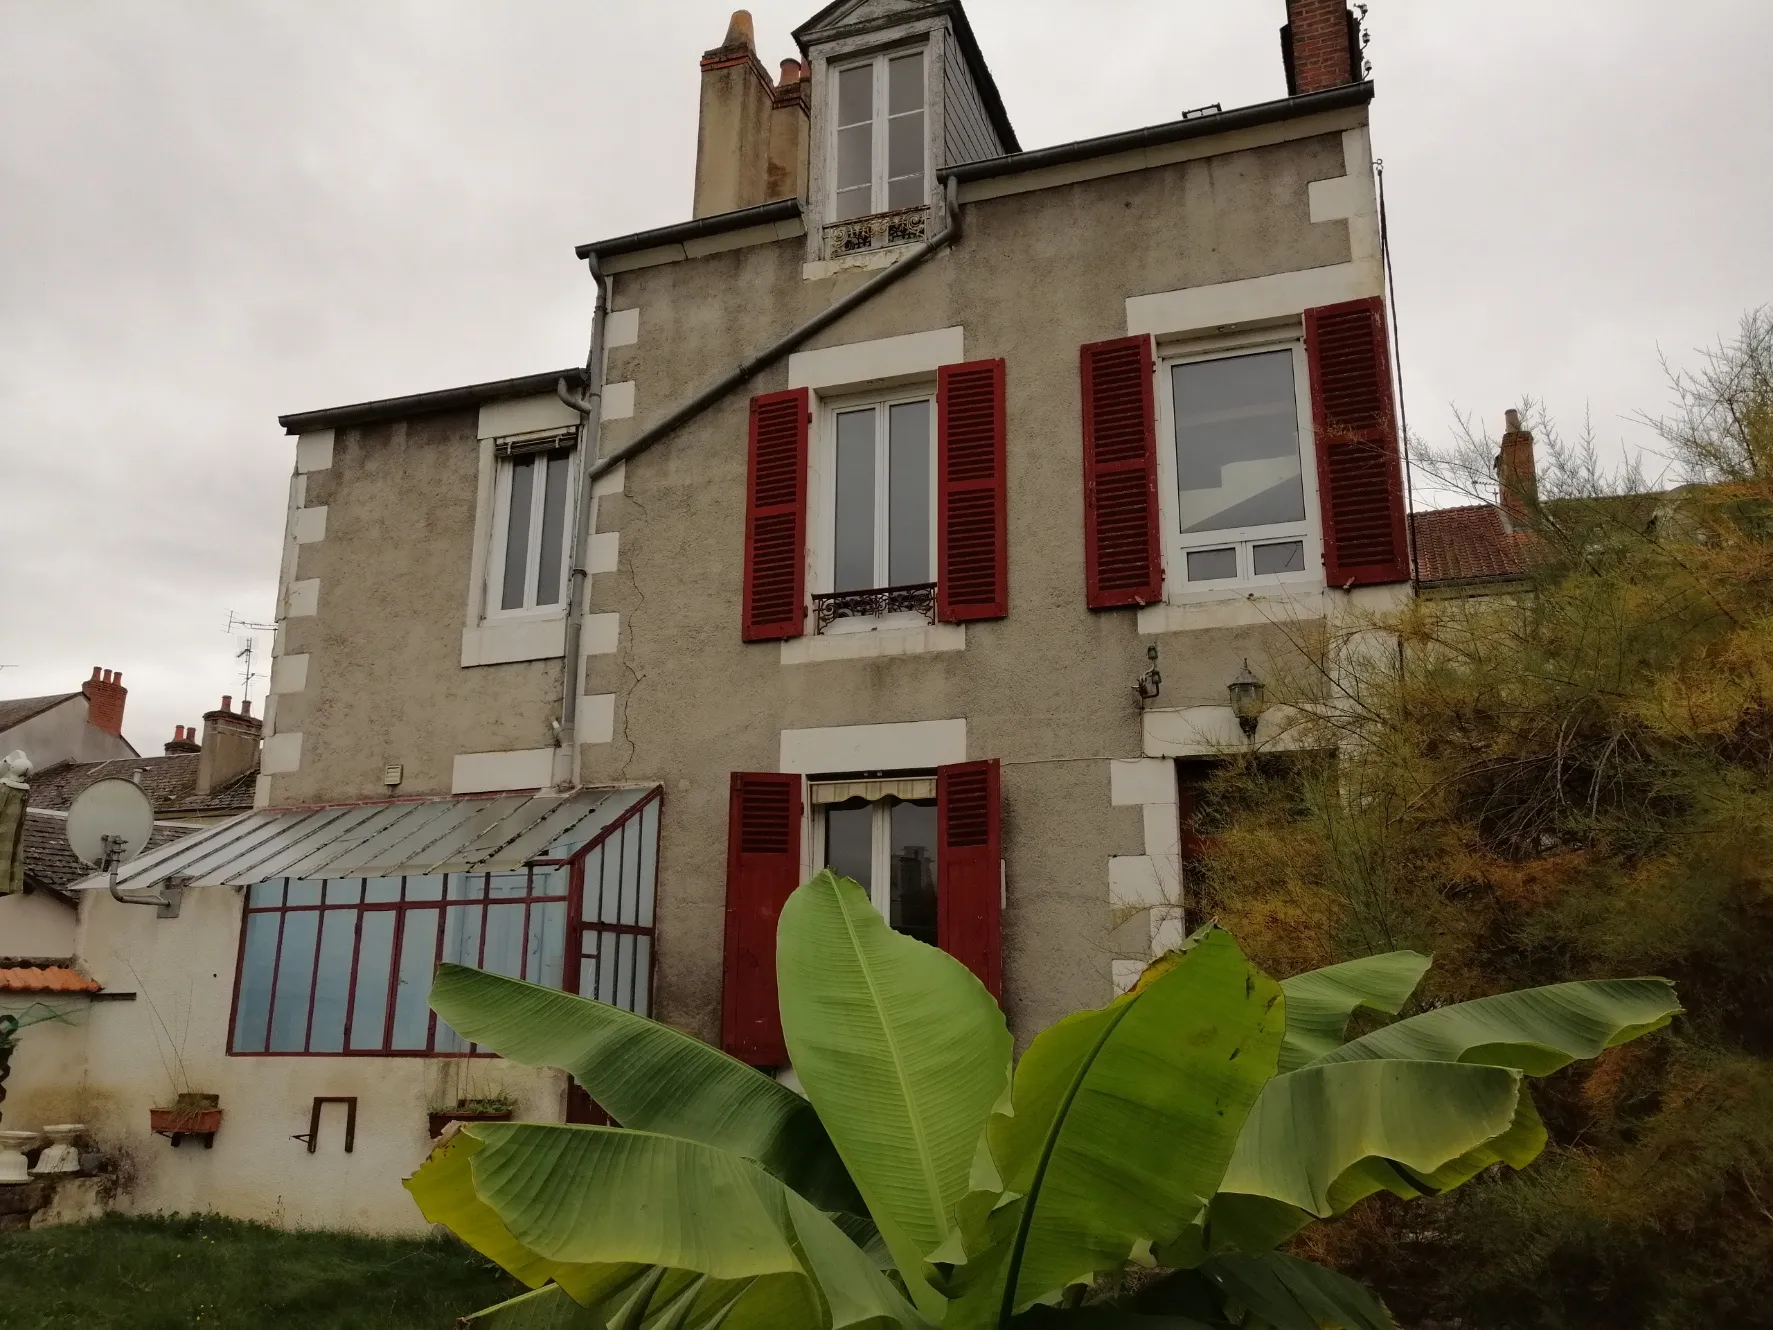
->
[781,620,965,665]
[1136,586,1326,634]
[461,615,566,667]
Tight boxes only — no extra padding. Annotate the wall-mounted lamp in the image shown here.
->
[1228,659,1265,739]
[1134,645,1162,703]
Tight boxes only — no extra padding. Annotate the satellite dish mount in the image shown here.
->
[66,777,183,919]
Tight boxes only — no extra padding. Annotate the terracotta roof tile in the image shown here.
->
[1412,504,1537,585]
[0,965,100,994]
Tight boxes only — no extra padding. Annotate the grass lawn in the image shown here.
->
[0,1213,524,1330]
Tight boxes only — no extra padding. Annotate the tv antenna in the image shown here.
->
[224,611,276,703]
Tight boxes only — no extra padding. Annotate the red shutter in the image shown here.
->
[721,772,803,1065]
[1304,297,1410,586]
[937,758,1002,1000]
[937,359,1008,621]
[1081,336,1163,607]
[742,389,810,640]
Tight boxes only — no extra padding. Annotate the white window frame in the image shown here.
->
[808,790,939,924]
[807,386,939,635]
[1154,340,1323,603]
[484,438,580,622]
[827,46,930,222]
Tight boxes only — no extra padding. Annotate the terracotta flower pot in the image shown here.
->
[150,1106,223,1147]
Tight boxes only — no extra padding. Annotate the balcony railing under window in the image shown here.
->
[823,204,929,258]
[813,581,936,632]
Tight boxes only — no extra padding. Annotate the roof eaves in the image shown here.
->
[941,81,1372,185]
[575,197,803,262]
[278,368,585,436]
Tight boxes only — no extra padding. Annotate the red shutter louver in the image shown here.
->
[1081,336,1163,607]
[1305,297,1410,587]
[742,389,810,640]
[721,772,802,1065]
[937,758,1002,1000]
[937,359,1008,621]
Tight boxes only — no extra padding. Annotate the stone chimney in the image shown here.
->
[693,11,808,217]
[1281,0,1364,95]
[1496,408,1538,533]
[197,695,261,796]
[164,724,201,756]
[82,667,127,737]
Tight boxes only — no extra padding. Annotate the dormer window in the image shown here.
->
[832,49,927,222]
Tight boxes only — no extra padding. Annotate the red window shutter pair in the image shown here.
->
[1078,297,1408,604]
[740,363,1008,640]
[720,758,1003,1066]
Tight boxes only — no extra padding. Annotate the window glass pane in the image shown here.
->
[837,64,872,125]
[285,879,322,908]
[231,912,280,1052]
[448,873,487,901]
[580,845,605,921]
[887,401,931,584]
[308,909,357,1053]
[390,908,440,1049]
[888,54,923,114]
[248,880,283,909]
[636,800,659,928]
[632,935,654,1018]
[441,897,484,969]
[528,900,567,989]
[488,871,529,900]
[620,819,643,926]
[501,457,536,610]
[482,903,527,978]
[349,911,397,1050]
[836,124,872,192]
[835,183,872,222]
[825,801,873,889]
[888,800,938,946]
[1186,547,1239,582]
[887,111,923,181]
[1252,539,1306,575]
[535,449,571,607]
[268,909,320,1051]
[579,943,600,1001]
[1172,350,1304,534]
[364,876,402,904]
[595,931,620,1006]
[886,160,924,210]
[324,879,362,906]
[531,865,569,900]
[834,408,877,591]
[404,875,444,902]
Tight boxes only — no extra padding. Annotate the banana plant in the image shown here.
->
[406,870,1680,1329]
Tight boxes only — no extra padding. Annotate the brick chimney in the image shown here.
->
[82,667,127,737]
[164,724,201,756]
[1496,408,1538,533]
[1281,0,1365,95]
[197,694,261,796]
[693,10,808,217]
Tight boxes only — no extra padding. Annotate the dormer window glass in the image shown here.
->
[833,49,927,221]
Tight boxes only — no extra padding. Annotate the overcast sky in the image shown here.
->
[2,1,1769,756]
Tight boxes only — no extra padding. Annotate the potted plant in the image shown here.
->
[427,1094,516,1140]
[150,1091,223,1148]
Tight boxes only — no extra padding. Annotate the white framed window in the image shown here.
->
[1155,344,1321,597]
[811,389,936,632]
[486,439,578,618]
[815,789,939,945]
[831,47,928,222]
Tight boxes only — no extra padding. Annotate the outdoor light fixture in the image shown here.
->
[1228,659,1265,739]
[1135,644,1162,703]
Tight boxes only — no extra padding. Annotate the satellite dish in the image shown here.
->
[66,778,156,870]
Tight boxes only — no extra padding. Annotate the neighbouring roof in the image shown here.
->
[92,786,660,895]
[0,692,78,733]
[26,753,258,818]
[278,367,585,437]
[22,809,197,904]
[1412,505,1535,586]
[0,965,100,995]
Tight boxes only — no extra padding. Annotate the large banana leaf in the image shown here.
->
[955,928,1284,1325]
[1276,953,1431,1073]
[429,963,862,1215]
[1310,977,1681,1073]
[432,1121,929,1330]
[460,1284,604,1328]
[778,872,1013,1318]
[1200,1251,1395,1330]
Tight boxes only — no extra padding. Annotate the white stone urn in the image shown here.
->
[32,1123,85,1175]
[0,1130,41,1184]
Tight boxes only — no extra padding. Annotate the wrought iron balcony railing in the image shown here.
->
[812,582,937,633]
[822,204,930,258]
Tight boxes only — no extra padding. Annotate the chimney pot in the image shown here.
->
[90,666,101,682]
[1497,409,1538,534]
[722,10,754,49]
[778,58,802,88]
[241,699,252,718]
[81,666,129,738]
[221,695,232,713]
[1505,408,1521,432]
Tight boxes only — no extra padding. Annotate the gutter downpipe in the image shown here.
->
[554,253,609,789]
[549,176,964,785]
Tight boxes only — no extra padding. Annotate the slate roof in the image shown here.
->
[0,965,100,994]
[1412,505,1535,586]
[0,692,78,733]
[25,753,257,817]
[21,810,197,901]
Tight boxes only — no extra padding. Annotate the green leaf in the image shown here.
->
[428,962,862,1215]
[1201,1251,1396,1330]
[978,928,1285,1319]
[463,1121,931,1330]
[777,871,1013,1315]
[1277,953,1432,1073]
[1310,977,1681,1075]
[1217,1059,1523,1219]
[1012,1309,1222,1330]
[460,1284,607,1329]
